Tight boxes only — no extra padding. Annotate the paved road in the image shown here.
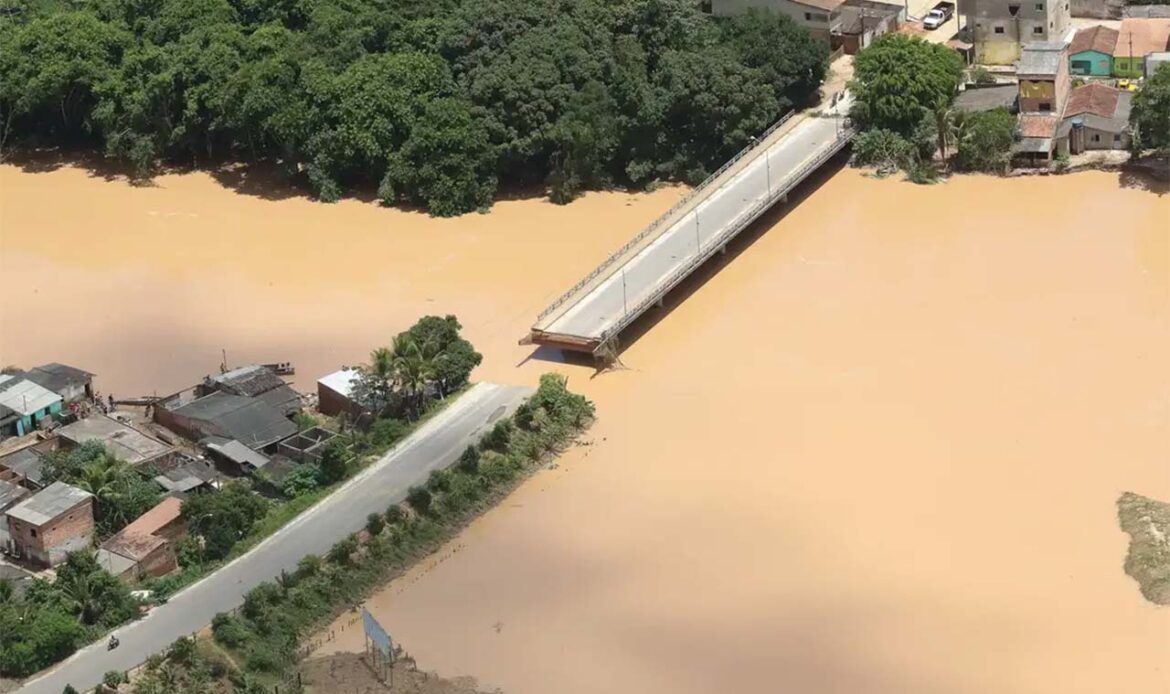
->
[535,96,852,343]
[18,382,533,694]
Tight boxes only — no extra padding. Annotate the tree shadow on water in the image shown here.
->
[1119,165,1169,197]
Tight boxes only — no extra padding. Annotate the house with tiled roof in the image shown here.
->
[1058,82,1133,151]
[1069,25,1119,76]
[1114,18,1170,76]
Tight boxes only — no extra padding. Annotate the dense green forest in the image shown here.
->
[0,0,828,215]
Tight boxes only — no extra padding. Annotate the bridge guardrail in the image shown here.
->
[536,109,798,322]
[597,126,855,348]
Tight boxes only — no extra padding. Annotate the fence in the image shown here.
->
[536,109,798,322]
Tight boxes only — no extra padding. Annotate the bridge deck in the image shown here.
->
[530,97,853,353]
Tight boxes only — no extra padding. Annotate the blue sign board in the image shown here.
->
[362,607,393,657]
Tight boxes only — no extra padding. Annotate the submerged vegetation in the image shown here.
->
[0,0,827,215]
[1117,491,1170,606]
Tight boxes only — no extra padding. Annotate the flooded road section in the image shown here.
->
[3,163,1169,694]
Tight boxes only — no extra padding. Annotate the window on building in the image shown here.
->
[30,528,37,537]
[994,25,1005,33]
[1039,102,1052,111]
[1033,26,1043,34]
[699,0,712,12]
[1035,2,1043,9]
[1071,60,1090,73]
[1092,134,1101,142]
[1009,3,1021,15]
[1113,134,1121,143]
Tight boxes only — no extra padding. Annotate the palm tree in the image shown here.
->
[76,454,132,528]
[392,336,438,419]
[932,96,955,162]
[362,346,396,416]
[59,570,102,624]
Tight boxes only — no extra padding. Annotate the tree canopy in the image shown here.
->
[0,0,828,215]
[850,33,964,137]
[1131,64,1170,154]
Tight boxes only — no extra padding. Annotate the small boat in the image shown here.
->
[263,362,296,376]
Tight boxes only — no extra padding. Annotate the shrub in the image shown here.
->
[102,670,124,689]
[457,445,481,473]
[852,129,916,175]
[328,535,359,565]
[296,554,323,578]
[385,505,406,524]
[211,613,251,648]
[370,418,409,448]
[366,513,385,536]
[479,419,514,453]
[167,636,196,665]
[406,486,432,515]
[244,642,285,673]
[968,66,996,85]
[280,464,323,498]
[293,412,320,431]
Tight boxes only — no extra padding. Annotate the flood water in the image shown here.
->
[2,162,1168,694]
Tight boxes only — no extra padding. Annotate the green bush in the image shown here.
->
[211,613,251,649]
[457,445,481,473]
[406,486,433,515]
[328,535,359,565]
[953,107,1015,173]
[852,129,916,175]
[102,669,124,689]
[370,418,410,448]
[366,513,385,536]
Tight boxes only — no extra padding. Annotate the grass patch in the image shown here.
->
[1118,491,1170,605]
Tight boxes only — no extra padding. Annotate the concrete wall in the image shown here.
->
[712,0,842,39]
[1114,55,1144,77]
[317,384,355,417]
[7,498,94,567]
[1070,0,1123,19]
[965,0,1072,63]
[1081,126,1129,149]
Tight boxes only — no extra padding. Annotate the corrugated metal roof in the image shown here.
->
[22,363,93,396]
[0,376,63,416]
[206,438,271,468]
[0,478,29,511]
[1019,42,1066,76]
[56,415,171,465]
[0,447,46,486]
[175,392,296,449]
[317,368,360,399]
[5,481,92,526]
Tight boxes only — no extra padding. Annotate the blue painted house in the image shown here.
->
[0,375,63,437]
[1069,25,1118,77]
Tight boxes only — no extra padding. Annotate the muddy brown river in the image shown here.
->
[2,162,1168,694]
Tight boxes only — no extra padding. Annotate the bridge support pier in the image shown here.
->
[655,297,664,308]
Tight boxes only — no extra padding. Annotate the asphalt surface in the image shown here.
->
[17,382,533,694]
[538,97,853,341]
